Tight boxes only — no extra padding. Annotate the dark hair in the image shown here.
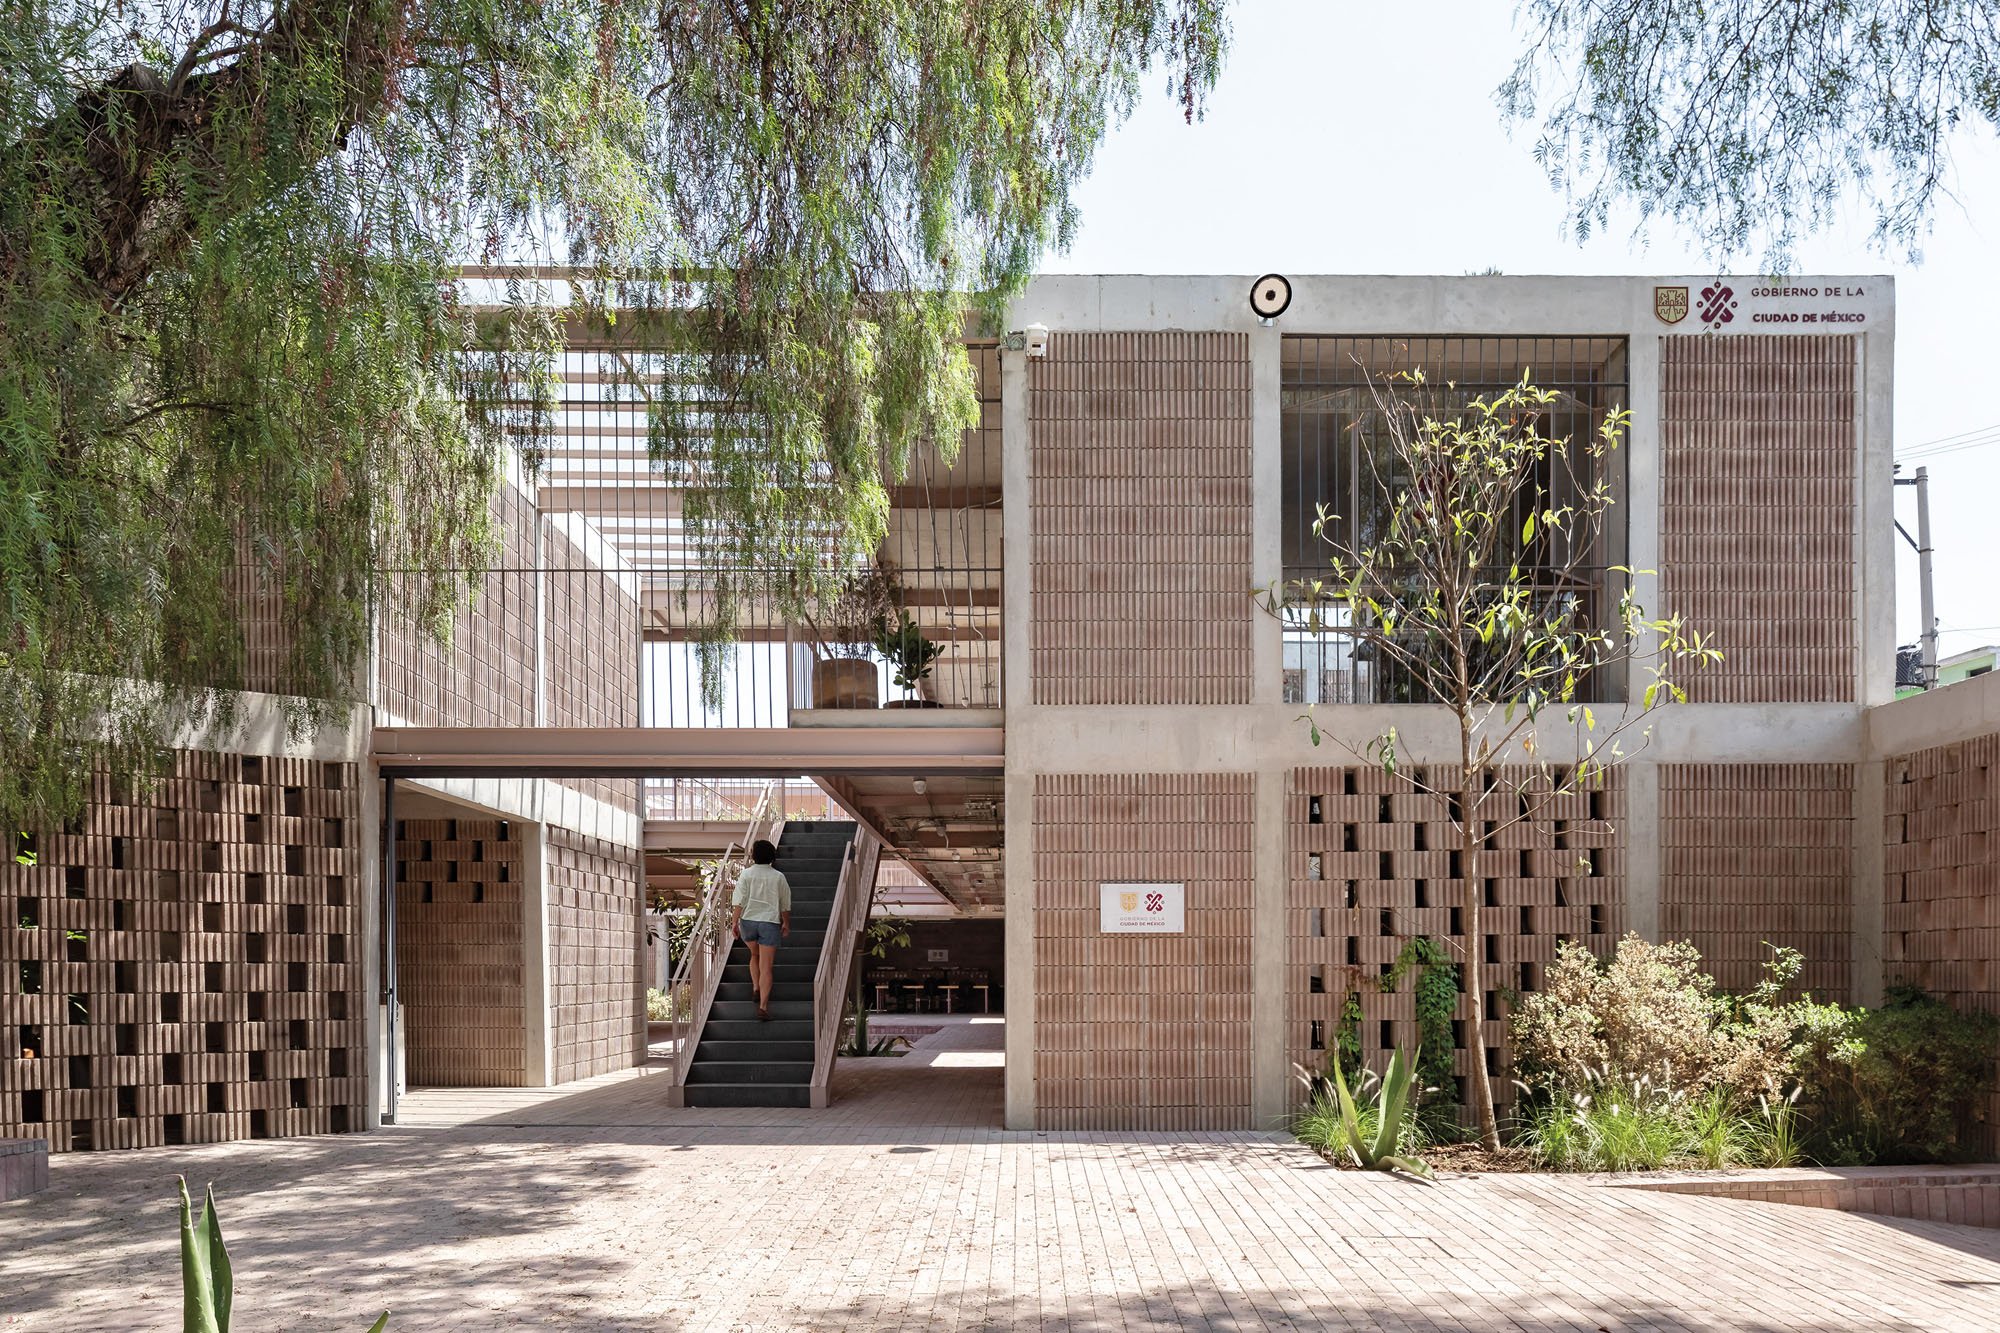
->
[750,839,777,865]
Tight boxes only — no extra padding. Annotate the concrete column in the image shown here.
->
[1859,319,1897,707]
[1248,326,1288,1124]
[1853,759,1886,1006]
[1249,324,1283,705]
[1000,340,1035,1129]
[1250,768,1288,1124]
[1623,332,1663,706]
[358,765,383,1130]
[1624,761,1661,942]
[522,817,554,1086]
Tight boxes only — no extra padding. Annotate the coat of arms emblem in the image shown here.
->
[1654,285,1689,324]
[1119,891,1138,912]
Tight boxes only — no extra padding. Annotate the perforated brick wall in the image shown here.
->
[1031,773,1254,1130]
[1286,765,1625,1113]
[395,818,526,1087]
[546,826,644,1084]
[1660,335,1858,703]
[1883,733,2000,1147]
[1,752,364,1152]
[1660,763,1854,998]
[1028,332,1254,705]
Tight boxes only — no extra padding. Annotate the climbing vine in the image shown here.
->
[1381,936,1460,1135]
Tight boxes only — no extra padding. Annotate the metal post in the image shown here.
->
[1915,466,1939,689]
[381,775,400,1126]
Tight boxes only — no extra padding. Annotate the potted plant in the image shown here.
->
[871,610,945,708]
[803,563,900,708]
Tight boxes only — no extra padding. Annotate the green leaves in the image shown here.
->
[1322,1047,1433,1179]
[0,0,1231,831]
[1503,0,1991,268]
[178,1177,229,1333]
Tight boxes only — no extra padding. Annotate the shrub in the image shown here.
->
[1293,1048,1432,1177]
[1795,986,2000,1163]
[1511,935,1834,1108]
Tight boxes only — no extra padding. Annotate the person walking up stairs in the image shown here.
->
[729,839,790,1020]
[684,820,855,1107]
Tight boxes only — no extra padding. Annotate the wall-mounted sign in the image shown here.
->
[1100,882,1185,934]
[1654,279,1885,333]
[927,949,949,963]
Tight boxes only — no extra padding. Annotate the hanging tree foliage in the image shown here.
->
[1500,0,2000,267]
[0,0,1230,829]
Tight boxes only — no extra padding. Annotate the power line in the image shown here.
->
[1897,433,2000,461]
[1897,421,2000,460]
[1907,419,2000,450]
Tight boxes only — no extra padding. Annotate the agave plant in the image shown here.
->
[179,1177,389,1333]
[1322,1048,1433,1179]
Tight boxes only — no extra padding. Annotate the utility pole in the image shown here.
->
[1893,465,1940,689]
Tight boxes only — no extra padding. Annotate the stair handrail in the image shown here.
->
[809,827,882,1104]
[664,779,783,1084]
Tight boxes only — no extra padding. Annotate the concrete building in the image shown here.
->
[8,272,2000,1155]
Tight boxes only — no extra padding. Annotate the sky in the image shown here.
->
[1042,1,2000,664]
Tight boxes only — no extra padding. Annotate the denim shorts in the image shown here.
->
[738,919,781,947]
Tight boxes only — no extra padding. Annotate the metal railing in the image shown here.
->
[808,828,883,1107]
[643,776,835,822]
[662,780,783,1088]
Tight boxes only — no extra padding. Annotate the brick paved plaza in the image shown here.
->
[5,1019,1999,1332]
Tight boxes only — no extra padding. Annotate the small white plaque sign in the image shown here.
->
[1100,882,1185,934]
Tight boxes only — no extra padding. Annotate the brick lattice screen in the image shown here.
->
[1661,763,1854,998]
[395,818,526,1087]
[1660,335,1858,703]
[1032,773,1254,1129]
[1,753,364,1151]
[1884,733,2000,1145]
[547,827,644,1084]
[1028,332,1254,705]
[1286,766,1625,1114]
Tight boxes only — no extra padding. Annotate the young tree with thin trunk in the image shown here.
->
[1260,372,1719,1152]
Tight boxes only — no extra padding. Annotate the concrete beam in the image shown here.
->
[372,725,1004,777]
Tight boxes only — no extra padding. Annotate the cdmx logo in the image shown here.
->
[1698,283,1738,328]
[1144,892,1165,913]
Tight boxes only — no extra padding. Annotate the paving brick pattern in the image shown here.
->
[7,1019,2000,1331]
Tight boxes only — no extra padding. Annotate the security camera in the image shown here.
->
[1250,274,1292,324]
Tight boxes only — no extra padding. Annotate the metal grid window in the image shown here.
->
[1280,336,1630,705]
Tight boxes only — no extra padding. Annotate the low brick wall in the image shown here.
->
[1622,1165,2000,1230]
[1,1137,50,1202]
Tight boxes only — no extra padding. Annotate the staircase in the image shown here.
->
[682,820,857,1108]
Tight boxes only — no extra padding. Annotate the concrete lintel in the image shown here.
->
[372,725,1004,777]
